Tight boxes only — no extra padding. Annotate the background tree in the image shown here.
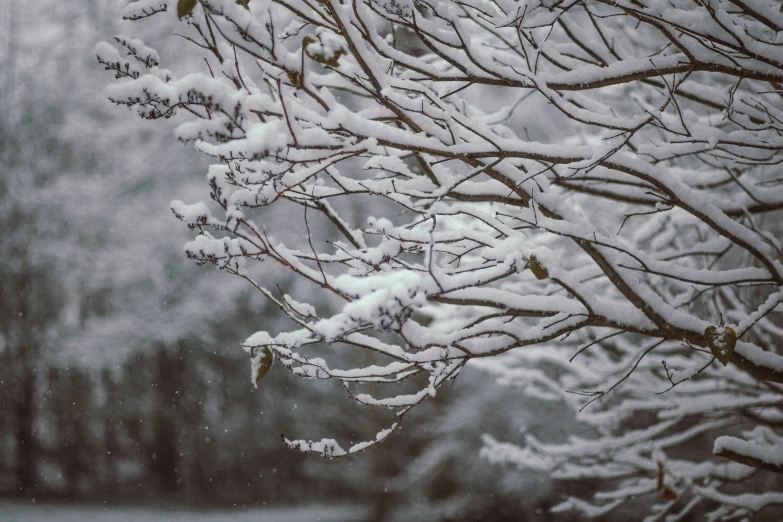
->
[0,0,333,505]
[95,0,782,520]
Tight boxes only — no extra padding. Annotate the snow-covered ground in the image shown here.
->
[0,501,369,522]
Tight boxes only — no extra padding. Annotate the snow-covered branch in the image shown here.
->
[100,0,783,518]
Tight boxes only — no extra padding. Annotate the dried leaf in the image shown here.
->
[659,485,678,501]
[287,70,303,88]
[704,326,736,366]
[177,0,197,19]
[303,35,346,68]
[251,345,275,387]
[656,461,677,501]
[529,255,548,280]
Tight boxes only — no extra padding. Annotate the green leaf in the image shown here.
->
[704,326,736,366]
[529,255,548,280]
[177,0,197,19]
[236,0,250,11]
[251,345,275,387]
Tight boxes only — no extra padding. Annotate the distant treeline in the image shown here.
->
[0,343,331,505]
[0,341,566,522]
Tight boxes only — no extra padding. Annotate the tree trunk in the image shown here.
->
[14,371,36,497]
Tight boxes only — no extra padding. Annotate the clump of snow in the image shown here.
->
[714,436,783,467]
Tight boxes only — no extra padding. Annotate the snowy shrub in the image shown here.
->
[99,0,783,518]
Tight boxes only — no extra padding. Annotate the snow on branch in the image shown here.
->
[100,0,783,518]
[714,435,783,475]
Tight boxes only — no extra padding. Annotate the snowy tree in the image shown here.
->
[99,0,783,518]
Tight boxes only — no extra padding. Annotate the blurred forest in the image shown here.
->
[0,2,579,520]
